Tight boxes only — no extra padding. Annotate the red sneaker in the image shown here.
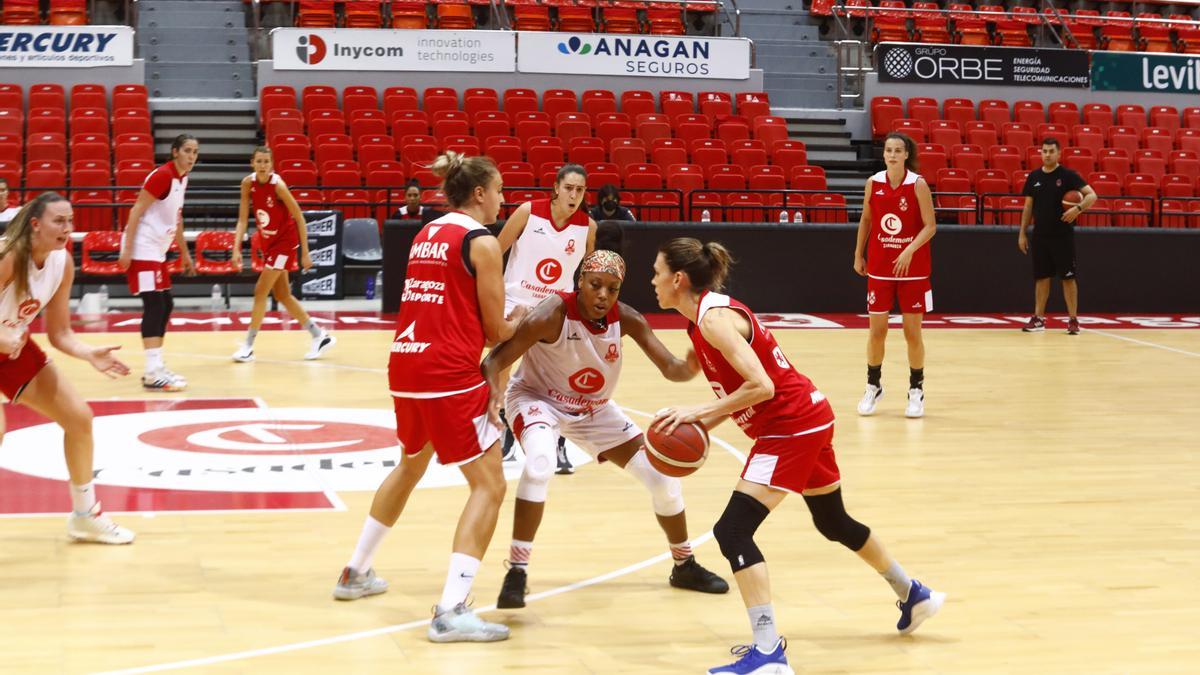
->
[1021,316,1045,332]
[1066,318,1080,335]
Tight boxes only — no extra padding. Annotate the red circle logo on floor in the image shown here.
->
[138,420,397,455]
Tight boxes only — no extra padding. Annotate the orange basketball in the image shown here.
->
[1062,190,1083,210]
[644,422,709,477]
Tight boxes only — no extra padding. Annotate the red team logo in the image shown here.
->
[527,405,541,416]
[536,258,563,284]
[604,344,619,362]
[17,299,41,321]
[565,239,576,254]
[569,367,605,394]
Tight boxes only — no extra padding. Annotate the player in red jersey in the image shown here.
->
[853,132,937,418]
[118,134,197,392]
[651,238,944,675]
[0,193,134,544]
[332,152,525,644]
[230,147,335,362]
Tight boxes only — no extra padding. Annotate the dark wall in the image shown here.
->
[383,221,1200,314]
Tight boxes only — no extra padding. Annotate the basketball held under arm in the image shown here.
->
[620,302,696,382]
[496,202,531,254]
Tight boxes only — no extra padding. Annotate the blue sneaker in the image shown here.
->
[708,638,794,675]
[896,580,946,635]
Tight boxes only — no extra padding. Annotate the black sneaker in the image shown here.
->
[668,556,730,594]
[496,565,528,609]
[555,437,574,475]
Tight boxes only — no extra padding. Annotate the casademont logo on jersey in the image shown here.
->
[391,322,432,354]
[880,213,903,236]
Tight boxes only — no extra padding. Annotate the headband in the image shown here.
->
[579,249,625,280]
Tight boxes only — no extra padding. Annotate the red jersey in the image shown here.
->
[687,292,834,439]
[388,211,493,397]
[867,169,930,280]
[249,173,298,249]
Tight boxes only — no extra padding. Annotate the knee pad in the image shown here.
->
[625,448,684,517]
[161,290,174,333]
[803,489,871,551]
[514,422,556,503]
[140,291,167,339]
[713,491,770,573]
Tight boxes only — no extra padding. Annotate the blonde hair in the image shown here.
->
[0,192,69,302]
[430,151,498,208]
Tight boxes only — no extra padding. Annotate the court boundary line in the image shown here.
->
[94,410,747,674]
[1083,328,1200,358]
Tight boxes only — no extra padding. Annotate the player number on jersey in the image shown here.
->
[709,381,727,398]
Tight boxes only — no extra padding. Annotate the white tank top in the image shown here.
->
[0,248,68,329]
[125,161,189,262]
[503,199,589,308]
[509,292,622,414]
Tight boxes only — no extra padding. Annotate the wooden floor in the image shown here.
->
[1,326,1197,674]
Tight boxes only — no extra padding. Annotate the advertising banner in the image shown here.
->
[517,32,751,79]
[295,211,344,300]
[0,26,134,68]
[876,42,1090,88]
[1092,51,1200,94]
[272,28,514,72]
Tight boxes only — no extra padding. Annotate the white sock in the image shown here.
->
[670,540,693,566]
[747,603,780,652]
[70,482,96,515]
[144,347,163,373]
[305,319,323,338]
[509,539,533,569]
[438,552,481,612]
[244,327,258,347]
[346,516,390,572]
[881,560,913,601]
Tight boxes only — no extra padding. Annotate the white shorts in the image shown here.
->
[506,389,641,459]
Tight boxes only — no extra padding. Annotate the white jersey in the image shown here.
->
[0,248,68,330]
[509,291,622,414]
[503,199,589,310]
[125,161,188,262]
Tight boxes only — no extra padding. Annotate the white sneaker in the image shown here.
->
[143,368,186,392]
[905,388,925,418]
[67,503,135,544]
[232,343,255,363]
[427,603,510,643]
[305,333,336,360]
[857,384,883,416]
[332,566,388,600]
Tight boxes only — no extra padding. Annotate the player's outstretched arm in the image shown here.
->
[480,295,564,387]
[45,263,129,378]
[619,301,697,382]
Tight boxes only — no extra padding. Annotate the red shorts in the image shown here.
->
[741,423,841,494]
[261,239,299,271]
[392,383,502,466]
[867,277,932,314]
[126,260,171,295]
[0,339,49,402]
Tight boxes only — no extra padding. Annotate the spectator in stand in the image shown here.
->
[589,184,636,222]
[0,179,20,223]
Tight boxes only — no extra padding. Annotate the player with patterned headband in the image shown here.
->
[481,250,728,609]
[495,163,598,471]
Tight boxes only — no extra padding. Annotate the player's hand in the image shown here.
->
[182,253,197,276]
[892,249,914,276]
[301,251,314,271]
[1061,206,1080,223]
[1018,231,1029,255]
[486,384,504,428]
[231,251,243,269]
[853,255,867,277]
[652,404,706,436]
[87,345,130,378]
[117,250,132,271]
[506,303,530,324]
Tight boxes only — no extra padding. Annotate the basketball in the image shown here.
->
[1062,190,1083,210]
[644,422,709,477]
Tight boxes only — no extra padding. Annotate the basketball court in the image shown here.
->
[1,313,1197,673]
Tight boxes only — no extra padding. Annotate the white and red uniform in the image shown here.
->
[688,291,839,493]
[249,172,300,271]
[503,199,589,315]
[865,169,932,314]
[124,161,188,295]
[0,248,69,401]
[507,292,639,458]
[388,211,501,465]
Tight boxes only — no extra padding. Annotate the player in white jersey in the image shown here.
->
[481,250,728,609]
[118,134,198,392]
[495,164,597,469]
[0,193,134,543]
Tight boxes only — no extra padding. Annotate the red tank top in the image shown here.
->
[388,212,493,397]
[687,291,834,439]
[249,173,298,248]
[866,169,930,279]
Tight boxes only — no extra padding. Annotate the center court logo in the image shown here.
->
[296,34,326,65]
